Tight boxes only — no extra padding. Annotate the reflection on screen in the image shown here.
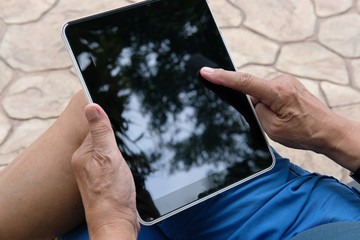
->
[65,0,273,221]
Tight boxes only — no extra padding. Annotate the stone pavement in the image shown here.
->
[1,0,360,184]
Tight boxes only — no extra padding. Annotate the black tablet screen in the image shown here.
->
[64,0,274,224]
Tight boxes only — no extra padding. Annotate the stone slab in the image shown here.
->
[222,28,279,67]
[319,13,360,58]
[313,0,353,17]
[0,18,6,39]
[350,59,360,89]
[2,70,81,119]
[276,42,348,84]
[208,0,243,28]
[0,152,17,166]
[0,60,13,94]
[333,103,360,122]
[0,112,11,145]
[0,119,55,156]
[0,0,130,72]
[231,0,316,42]
[321,82,360,107]
[298,78,326,104]
[0,0,56,24]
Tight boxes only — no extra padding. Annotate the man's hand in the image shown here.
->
[200,67,360,172]
[72,104,140,240]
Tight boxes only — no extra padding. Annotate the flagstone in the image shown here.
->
[276,42,348,84]
[350,59,360,89]
[0,0,130,72]
[230,0,316,42]
[321,81,360,107]
[208,0,243,28]
[0,60,13,94]
[222,28,279,67]
[0,0,56,24]
[0,18,6,39]
[313,0,353,17]
[2,71,81,119]
[0,151,17,166]
[0,119,55,156]
[333,103,360,122]
[319,14,360,58]
[298,78,326,104]
[0,112,11,145]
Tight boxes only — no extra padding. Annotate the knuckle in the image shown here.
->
[93,149,118,167]
[92,120,111,137]
[238,72,253,88]
[272,75,297,99]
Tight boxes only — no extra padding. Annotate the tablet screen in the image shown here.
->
[64,0,274,225]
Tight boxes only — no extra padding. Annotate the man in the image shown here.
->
[1,68,360,239]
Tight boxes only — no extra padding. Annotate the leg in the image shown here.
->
[0,91,89,240]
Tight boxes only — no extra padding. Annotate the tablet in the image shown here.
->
[63,0,275,225]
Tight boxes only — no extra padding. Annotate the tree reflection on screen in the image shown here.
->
[67,0,272,218]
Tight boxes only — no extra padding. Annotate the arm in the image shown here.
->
[71,104,140,240]
[200,67,360,172]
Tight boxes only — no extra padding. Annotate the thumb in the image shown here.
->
[85,103,116,149]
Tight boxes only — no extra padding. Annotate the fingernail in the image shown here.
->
[86,107,100,121]
[202,67,214,74]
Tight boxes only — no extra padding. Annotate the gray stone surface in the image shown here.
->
[0,112,11,145]
[0,23,73,72]
[351,59,360,89]
[0,0,56,24]
[222,28,279,67]
[1,0,360,184]
[319,14,360,58]
[0,119,55,158]
[0,152,17,166]
[2,71,81,119]
[0,60,13,94]
[231,0,316,42]
[314,0,353,17]
[298,78,326,104]
[0,18,6,39]
[321,82,360,107]
[276,42,348,84]
[208,0,243,28]
[333,103,360,122]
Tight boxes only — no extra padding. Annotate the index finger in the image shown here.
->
[200,67,274,104]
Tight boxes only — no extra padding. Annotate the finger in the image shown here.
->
[85,103,117,150]
[200,67,274,105]
[249,96,260,106]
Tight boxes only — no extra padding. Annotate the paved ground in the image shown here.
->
[1,0,360,184]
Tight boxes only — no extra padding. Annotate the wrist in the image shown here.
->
[88,219,138,240]
[314,113,360,172]
[85,205,140,240]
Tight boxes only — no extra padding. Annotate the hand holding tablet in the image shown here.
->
[63,0,274,225]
